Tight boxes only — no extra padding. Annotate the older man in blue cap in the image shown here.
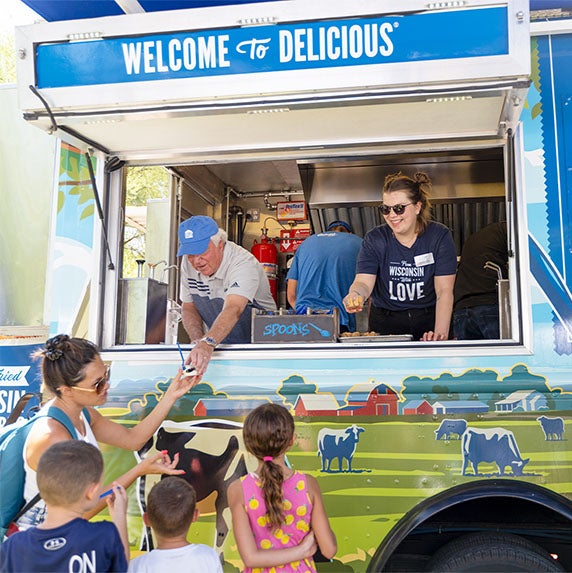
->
[287,221,362,333]
[178,216,276,374]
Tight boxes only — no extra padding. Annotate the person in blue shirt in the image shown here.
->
[343,171,457,341]
[287,221,363,333]
[0,441,129,573]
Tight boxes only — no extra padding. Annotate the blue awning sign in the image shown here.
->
[36,7,508,89]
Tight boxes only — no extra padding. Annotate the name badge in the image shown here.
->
[414,253,435,267]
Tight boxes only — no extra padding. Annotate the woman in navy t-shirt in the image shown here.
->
[343,171,457,341]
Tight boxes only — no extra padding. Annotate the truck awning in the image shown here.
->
[15,0,530,162]
[19,0,283,22]
[18,0,572,23]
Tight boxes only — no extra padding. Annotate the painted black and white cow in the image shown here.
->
[136,419,257,550]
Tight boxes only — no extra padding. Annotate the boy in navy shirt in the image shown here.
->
[0,441,128,573]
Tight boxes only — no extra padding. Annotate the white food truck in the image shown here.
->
[3,0,572,569]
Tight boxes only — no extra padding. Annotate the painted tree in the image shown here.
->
[277,375,318,408]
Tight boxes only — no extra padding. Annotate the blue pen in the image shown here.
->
[177,342,197,376]
[99,488,114,499]
[176,342,186,370]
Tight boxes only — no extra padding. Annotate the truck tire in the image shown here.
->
[427,532,564,572]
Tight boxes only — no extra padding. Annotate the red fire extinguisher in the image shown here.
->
[252,234,278,303]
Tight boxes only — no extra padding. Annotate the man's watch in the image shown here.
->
[200,336,218,348]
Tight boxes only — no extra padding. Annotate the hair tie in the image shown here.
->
[45,334,68,361]
[263,456,273,462]
[45,348,63,361]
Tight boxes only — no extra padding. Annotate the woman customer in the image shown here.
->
[343,171,457,341]
[16,334,198,531]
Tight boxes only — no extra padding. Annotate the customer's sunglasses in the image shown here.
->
[72,365,110,394]
[380,202,413,216]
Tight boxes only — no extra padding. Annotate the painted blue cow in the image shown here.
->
[537,416,565,441]
[318,425,365,473]
[434,419,467,440]
[461,427,529,476]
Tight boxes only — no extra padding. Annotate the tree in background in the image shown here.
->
[0,33,16,83]
[123,166,170,277]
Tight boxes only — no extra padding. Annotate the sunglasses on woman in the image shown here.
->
[72,365,110,394]
[380,202,413,216]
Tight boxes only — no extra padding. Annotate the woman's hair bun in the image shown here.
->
[44,334,70,361]
[413,172,432,186]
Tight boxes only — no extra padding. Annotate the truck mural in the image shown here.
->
[98,357,572,569]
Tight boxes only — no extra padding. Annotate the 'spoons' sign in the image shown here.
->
[36,7,508,88]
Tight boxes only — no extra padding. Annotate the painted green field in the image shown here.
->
[99,414,572,572]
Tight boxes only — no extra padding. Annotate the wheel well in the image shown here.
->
[368,480,572,572]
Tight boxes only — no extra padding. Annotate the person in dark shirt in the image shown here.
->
[453,221,508,339]
[344,171,457,341]
[0,441,128,573]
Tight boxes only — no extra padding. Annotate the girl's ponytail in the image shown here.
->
[259,458,286,528]
[243,404,295,528]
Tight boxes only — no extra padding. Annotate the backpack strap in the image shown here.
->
[5,393,41,426]
[45,406,92,439]
[11,493,41,524]
[46,407,79,439]
[12,407,93,523]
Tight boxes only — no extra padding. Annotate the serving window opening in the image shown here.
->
[109,141,522,351]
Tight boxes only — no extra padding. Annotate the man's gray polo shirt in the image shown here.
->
[180,241,276,343]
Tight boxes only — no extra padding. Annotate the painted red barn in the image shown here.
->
[338,382,399,416]
[402,399,433,415]
[294,393,339,416]
[193,398,269,417]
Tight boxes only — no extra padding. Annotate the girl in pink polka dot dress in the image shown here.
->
[228,404,337,573]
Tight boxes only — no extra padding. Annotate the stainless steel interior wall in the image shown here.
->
[311,198,506,256]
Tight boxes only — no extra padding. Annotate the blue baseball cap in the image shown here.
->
[177,216,219,256]
[326,220,352,233]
